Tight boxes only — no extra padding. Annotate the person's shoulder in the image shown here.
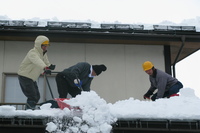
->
[156,69,166,75]
[27,48,37,54]
[156,69,170,76]
[156,69,164,73]
[78,62,90,66]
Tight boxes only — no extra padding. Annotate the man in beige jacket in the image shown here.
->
[18,35,55,110]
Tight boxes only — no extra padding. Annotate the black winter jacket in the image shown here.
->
[61,62,93,91]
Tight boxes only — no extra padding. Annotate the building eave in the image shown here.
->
[0,28,200,64]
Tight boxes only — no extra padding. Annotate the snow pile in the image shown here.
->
[38,88,200,132]
[1,88,200,133]
[46,91,116,133]
[0,105,16,117]
[109,88,200,120]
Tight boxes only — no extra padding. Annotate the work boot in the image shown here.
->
[26,101,36,110]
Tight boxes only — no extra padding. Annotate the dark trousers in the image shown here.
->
[151,81,183,101]
[56,73,81,98]
[18,75,40,109]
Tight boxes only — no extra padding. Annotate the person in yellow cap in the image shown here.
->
[18,35,56,110]
[142,61,183,101]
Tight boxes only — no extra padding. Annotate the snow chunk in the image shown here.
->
[40,103,52,110]
[46,122,57,132]
[73,116,82,123]
[180,88,197,97]
[100,123,112,133]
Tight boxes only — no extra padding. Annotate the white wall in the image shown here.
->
[0,40,164,103]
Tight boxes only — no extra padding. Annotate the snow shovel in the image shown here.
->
[44,71,60,99]
[43,72,81,111]
[44,73,54,99]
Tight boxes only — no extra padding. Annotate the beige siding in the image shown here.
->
[86,44,127,103]
[0,41,4,101]
[48,42,86,70]
[3,41,33,72]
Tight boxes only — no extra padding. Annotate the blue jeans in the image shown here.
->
[151,81,183,101]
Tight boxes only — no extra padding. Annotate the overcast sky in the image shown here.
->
[1,0,200,24]
[0,0,200,96]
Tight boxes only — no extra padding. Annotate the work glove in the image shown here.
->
[143,94,151,99]
[48,64,56,70]
[143,90,153,99]
[43,67,52,75]
[44,69,51,75]
[151,96,157,101]
[74,79,82,88]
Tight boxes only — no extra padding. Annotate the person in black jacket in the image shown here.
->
[55,62,107,98]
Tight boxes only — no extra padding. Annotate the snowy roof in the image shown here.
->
[0,88,200,133]
[0,20,198,31]
[0,22,200,65]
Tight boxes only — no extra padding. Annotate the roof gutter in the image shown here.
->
[172,36,185,77]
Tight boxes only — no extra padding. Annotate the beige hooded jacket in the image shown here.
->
[18,35,51,81]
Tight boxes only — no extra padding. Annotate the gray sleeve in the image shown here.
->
[156,76,168,98]
[82,78,93,91]
[149,77,156,93]
[149,84,156,92]
[156,70,175,98]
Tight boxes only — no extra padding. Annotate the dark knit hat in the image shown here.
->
[92,64,107,76]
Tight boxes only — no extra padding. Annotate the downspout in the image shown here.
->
[172,35,185,78]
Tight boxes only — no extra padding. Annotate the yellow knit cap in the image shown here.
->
[42,41,50,46]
